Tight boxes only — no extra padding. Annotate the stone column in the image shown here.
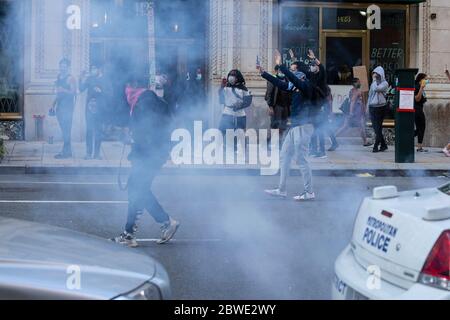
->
[207,0,275,130]
[413,0,450,146]
[24,0,90,142]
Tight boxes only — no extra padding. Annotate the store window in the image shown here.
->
[370,9,406,84]
[0,1,23,119]
[279,6,319,67]
[279,4,407,87]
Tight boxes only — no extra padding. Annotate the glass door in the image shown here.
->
[322,32,368,85]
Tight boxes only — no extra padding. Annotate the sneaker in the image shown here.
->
[293,192,316,201]
[264,188,287,198]
[157,218,180,244]
[328,144,338,152]
[417,148,428,153]
[379,146,388,152]
[363,142,373,147]
[54,153,71,159]
[372,147,379,153]
[443,148,450,157]
[111,231,138,248]
[314,152,327,159]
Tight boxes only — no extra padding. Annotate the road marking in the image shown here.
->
[0,181,117,185]
[0,200,128,204]
[137,238,222,243]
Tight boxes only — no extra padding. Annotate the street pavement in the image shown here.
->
[0,172,448,299]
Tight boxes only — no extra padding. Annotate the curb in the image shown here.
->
[0,166,448,177]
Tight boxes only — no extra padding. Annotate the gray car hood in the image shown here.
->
[0,218,157,299]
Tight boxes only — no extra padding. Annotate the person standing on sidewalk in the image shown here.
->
[111,81,180,247]
[54,58,77,159]
[368,66,389,153]
[218,69,253,153]
[414,73,429,153]
[259,51,315,201]
[443,69,450,157]
[79,63,111,160]
[265,65,291,143]
[335,78,371,147]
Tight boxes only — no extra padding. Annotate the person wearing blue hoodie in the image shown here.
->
[368,66,389,153]
[258,51,315,201]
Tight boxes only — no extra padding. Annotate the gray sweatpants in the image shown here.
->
[279,124,314,194]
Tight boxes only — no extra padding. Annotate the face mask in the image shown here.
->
[196,74,202,81]
[425,79,430,85]
[277,72,285,78]
[354,83,361,89]
[228,75,237,85]
[309,65,319,74]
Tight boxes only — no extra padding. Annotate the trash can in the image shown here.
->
[33,115,45,141]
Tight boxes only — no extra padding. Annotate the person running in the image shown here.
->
[53,58,77,159]
[259,51,315,201]
[111,79,180,247]
[414,73,429,152]
[368,66,389,153]
[335,78,371,147]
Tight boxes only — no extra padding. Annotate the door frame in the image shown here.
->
[320,30,369,74]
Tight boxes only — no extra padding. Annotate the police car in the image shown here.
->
[333,182,450,300]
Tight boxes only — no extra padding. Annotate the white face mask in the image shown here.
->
[228,75,237,85]
[196,74,202,81]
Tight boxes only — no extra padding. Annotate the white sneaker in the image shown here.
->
[264,188,287,198]
[293,192,316,201]
[443,148,450,157]
[157,218,180,244]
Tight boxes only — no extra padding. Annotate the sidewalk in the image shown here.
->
[1,139,449,175]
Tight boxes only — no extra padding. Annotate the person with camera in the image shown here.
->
[79,63,111,160]
[51,58,77,159]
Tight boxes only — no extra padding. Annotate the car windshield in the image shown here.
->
[438,183,450,196]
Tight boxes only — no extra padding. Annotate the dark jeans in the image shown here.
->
[414,108,426,144]
[219,114,246,133]
[125,157,170,234]
[369,106,387,149]
[86,111,103,157]
[310,110,328,154]
[56,103,74,156]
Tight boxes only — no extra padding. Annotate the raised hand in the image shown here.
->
[274,49,282,66]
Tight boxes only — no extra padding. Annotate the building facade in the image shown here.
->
[1,0,449,146]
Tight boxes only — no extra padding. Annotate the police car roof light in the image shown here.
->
[373,186,398,200]
[423,206,450,221]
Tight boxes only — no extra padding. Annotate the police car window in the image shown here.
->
[438,183,450,196]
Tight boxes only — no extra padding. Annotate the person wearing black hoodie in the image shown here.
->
[111,82,180,247]
[258,52,315,201]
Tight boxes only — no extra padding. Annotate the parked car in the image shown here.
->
[0,217,171,300]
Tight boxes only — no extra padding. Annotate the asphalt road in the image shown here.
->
[0,172,447,299]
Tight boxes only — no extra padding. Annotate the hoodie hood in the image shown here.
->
[372,66,386,82]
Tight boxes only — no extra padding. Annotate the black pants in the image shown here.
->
[414,108,426,144]
[125,157,170,234]
[56,104,74,156]
[369,106,387,149]
[86,111,103,157]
